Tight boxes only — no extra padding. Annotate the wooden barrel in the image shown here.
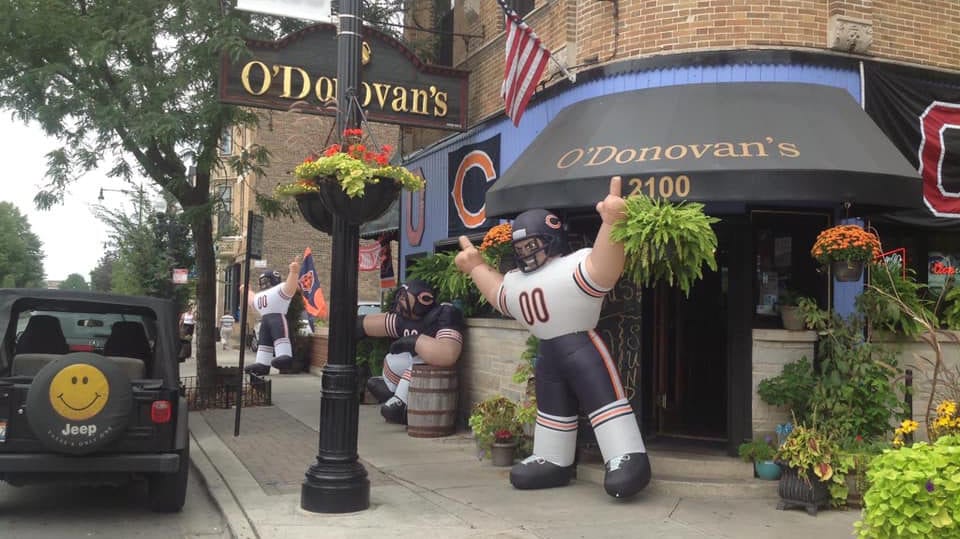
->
[407,364,458,438]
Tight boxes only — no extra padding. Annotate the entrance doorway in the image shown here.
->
[643,222,732,442]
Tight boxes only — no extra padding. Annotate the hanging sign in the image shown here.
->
[219,24,469,130]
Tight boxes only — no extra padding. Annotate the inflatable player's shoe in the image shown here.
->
[380,401,407,425]
[270,355,293,371]
[244,363,270,376]
[366,376,393,403]
[509,455,575,490]
[603,452,651,498]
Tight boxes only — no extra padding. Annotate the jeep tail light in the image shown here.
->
[151,400,172,424]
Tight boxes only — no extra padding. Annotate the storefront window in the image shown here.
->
[751,211,830,326]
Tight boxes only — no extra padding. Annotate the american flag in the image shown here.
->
[497,0,551,126]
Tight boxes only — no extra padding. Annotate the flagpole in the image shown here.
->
[550,54,576,83]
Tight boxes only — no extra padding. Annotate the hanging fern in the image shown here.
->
[611,195,720,297]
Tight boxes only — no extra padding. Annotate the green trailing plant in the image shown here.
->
[468,396,521,457]
[737,438,777,463]
[778,288,803,307]
[776,418,854,507]
[855,435,960,538]
[611,195,719,297]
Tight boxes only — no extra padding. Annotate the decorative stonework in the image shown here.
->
[827,15,874,54]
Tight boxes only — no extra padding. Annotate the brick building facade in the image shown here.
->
[398,0,960,451]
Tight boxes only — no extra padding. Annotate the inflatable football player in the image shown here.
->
[454,177,651,499]
[243,257,302,376]
[357,279,465,424]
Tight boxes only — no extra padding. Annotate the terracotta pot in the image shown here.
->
[780,306,805,331]
[831,260,864,282]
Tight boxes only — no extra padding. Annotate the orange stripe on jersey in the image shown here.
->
[589,330,626,400]
[401,369,413,380]
[573,265,606,298]
[384,313,398,338]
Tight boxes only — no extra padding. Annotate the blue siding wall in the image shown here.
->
[399,61,860,279]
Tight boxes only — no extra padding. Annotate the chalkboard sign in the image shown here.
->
[249,214,264,260]
[595,278,643,412]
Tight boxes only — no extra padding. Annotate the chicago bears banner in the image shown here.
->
[448,135,501,236]
[864,63,960,217]
[298,248,328,320]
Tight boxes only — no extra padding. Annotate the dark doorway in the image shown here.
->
[643,221,732,442]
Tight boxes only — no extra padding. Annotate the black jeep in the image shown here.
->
[0,289,190,512]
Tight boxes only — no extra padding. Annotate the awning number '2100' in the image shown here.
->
[627,175,691,199]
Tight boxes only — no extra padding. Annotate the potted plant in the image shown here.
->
[611,194,720,297]
[775,420,853,515]
[468,395,522,465]
[275,127,425,227]
[737,437,781,480]
[778,289,806,330]
[490,429,518,466]
[810,224,881,282]
[479,223,516,273]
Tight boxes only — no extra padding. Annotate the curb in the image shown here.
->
[188,414,259,539]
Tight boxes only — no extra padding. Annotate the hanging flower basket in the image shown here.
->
[810,225,880,279]
[831,260,865,282]
[317,175,399,225]
[294,193,333,234]
[276,127,424,225]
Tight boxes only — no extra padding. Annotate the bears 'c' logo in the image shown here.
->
[451,150,497,229]
[920,101,960,217]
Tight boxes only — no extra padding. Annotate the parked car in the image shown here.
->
[357,301,382,316]
[0,289,191,512]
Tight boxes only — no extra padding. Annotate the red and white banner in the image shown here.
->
[358,243,381,272]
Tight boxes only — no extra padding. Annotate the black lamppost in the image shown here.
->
[300,0,370,514]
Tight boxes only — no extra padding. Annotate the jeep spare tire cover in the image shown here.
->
[26,353,133,455]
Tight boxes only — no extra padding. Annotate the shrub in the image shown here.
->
[855,435,960,538]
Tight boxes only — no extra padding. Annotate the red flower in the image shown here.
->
[494,429,514,442]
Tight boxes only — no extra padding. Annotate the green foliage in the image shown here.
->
[59,273,89,290]
[858,262,933,337]
[776,420,854,507]
[760,301,906,440]
[778,288,802,307]
[406,251,483,316]
[89,252,116,292]
[512,335,539,385]
[0,202,45,287]
[737,438,776,463]
[757,357,816,421]
[611,195,719,297]
[355,337,388,377]
[939,282,960,330]
[855,435,960,538]
[468,396,521,456]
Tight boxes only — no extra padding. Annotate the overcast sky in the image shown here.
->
[0,117,139,282]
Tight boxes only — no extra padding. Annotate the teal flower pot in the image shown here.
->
[755,460,782,480]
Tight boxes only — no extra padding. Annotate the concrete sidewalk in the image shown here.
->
[183,350,862,539]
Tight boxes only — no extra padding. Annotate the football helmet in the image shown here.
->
[511,209,565,273]
[258,270,282,290]
[395,279,436,319]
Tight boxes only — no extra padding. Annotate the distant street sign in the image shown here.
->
[254,260,268,268]
[172,269,188,284]
[249,214,264,260]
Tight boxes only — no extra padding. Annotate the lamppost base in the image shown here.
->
[300,460,370,513]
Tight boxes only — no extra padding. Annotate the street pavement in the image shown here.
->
[183,346,862,539]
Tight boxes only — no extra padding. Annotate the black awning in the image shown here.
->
[360,198,398,239]
[485,82,922,217]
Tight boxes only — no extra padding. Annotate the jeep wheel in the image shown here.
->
[148,442,189,513]
[25,352,133,455]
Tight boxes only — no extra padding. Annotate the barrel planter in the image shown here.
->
[407,364,459,438]
[309,328,329,375]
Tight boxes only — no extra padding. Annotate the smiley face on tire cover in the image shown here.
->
[48,363,110,421]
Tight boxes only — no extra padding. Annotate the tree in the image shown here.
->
[59,273,90,290]
[0,1,300,386]
[89,252,116,292]
[0,202,45,288]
